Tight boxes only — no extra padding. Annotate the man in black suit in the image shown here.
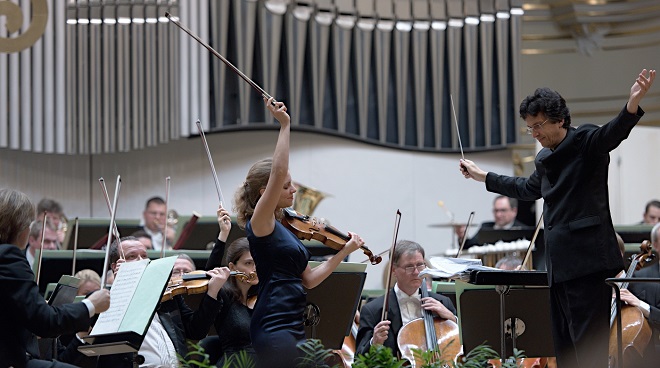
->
[0,188,111,368]
[355,240,457,358]
[459,69,656,367]
[455,195,527,248]
[619,222,660,367]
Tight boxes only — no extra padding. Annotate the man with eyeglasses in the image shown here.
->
[455,195,526,248]
[355,240,456,358]
[459,69,656,368]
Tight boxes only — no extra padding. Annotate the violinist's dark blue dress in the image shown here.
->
[246,220,310,368]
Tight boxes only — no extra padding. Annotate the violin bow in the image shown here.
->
[161,176,171,258]
[71,217,79,276]
[455,211,475,258]
[521,214,544,270]
[165,12,277,106]
[381,210,402,321]
[195,120,225,207]
[99,177,124,259]
[35,213,48,285]
[100,175,121,289]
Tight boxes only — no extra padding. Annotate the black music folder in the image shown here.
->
[78,257,176,356]
[303,262,366,350]
[456,272,554,359]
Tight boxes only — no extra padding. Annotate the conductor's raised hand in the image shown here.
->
[86,289,111,314]
[627,69,656,114]
[206,266,231,300]
[265,97,290,127]
[459,159,487,182]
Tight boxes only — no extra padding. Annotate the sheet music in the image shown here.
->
[90,259,149,335]
[422,257,496,280]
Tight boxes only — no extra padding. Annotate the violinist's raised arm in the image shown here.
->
[0,188,110,368]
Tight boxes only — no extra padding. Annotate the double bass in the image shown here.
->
[608,240,655,367]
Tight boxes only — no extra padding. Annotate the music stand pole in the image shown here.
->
[495,284,509,359]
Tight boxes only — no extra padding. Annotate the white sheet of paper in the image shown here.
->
[90,259,149,336]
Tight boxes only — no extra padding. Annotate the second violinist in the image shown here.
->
[234,97,364,368]
[71,236,230,368]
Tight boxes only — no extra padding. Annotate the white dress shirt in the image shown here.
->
[138,314,178,367]
[394,283,422,325]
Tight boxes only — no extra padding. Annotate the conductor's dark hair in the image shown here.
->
[519,87,571,129]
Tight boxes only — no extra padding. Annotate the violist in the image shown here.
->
[203,205,259,365]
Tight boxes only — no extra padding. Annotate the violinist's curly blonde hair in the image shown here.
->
[233,158,272,229]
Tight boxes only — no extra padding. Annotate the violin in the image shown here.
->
[608,240,655,368]
[281,208,382,265]
[161,270,256,302]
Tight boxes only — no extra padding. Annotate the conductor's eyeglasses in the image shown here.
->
[525,118,550,135]
[399,263,426,274]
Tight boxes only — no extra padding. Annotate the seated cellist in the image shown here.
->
[355,240,457,358]
[618,223,660,368]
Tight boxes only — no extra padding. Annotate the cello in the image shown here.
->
[608,240,655,367]
[397,278,460,367]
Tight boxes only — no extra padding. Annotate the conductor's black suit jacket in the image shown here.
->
[0,244,91,368]
[485,106,643,284]
[355,289,456,357]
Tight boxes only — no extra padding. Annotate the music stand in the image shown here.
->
[61,218,142,249]
[303,262,367,349]
[175,216,247,250]
[456,273,554,359]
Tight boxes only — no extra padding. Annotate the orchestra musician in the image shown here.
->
[205,205,259,365]
[619,222,660,367]
[70,236,230,368]
[0,188,111,368]
[355,240,457,358]
[36,198,67,244]
[25,220,60,269]
[459,68,656,367]
[233,97,364,368]
[640,200,660,225]
[140,196,175,251]
[454,195,527,249]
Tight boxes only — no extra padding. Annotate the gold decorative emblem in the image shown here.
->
[0,0,48,53]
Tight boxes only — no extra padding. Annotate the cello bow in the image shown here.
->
[381,210,402,321]
[520,214,544,270]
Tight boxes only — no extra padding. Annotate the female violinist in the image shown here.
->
[205,205,260,365]
[233,97,364,368]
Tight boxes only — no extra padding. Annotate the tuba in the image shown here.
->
[292,182,330,216]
